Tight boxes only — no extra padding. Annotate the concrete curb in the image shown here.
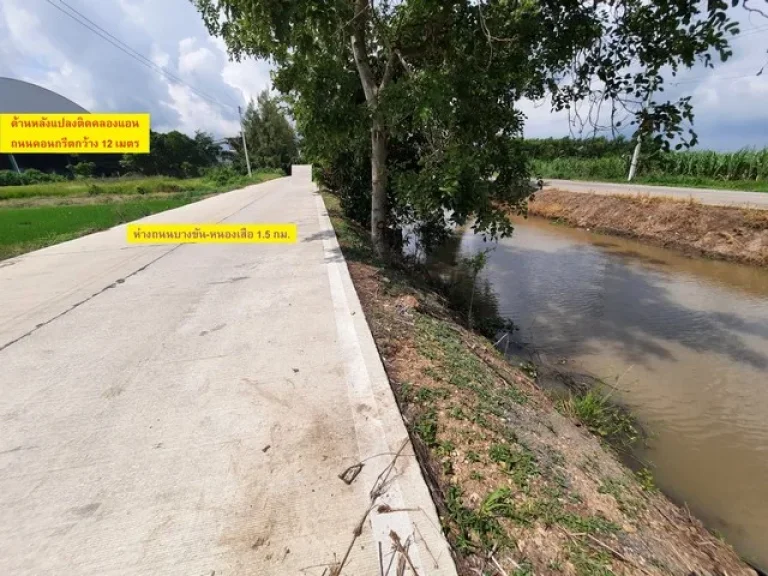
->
[311,182,458,575]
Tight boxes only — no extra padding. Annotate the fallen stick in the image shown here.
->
[390,531,420,576]
[330,438,411,576]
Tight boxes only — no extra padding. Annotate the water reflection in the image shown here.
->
[450,216,768,570]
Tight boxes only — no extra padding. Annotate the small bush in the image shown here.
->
[0,169,65,187]
[0,171,22,186]
[70,162,96,179]
[203,165,245,186]
[87,184,105,196]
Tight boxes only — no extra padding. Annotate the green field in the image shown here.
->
[532,147,768,193]
[1,176,234,201]
[0,171,283,260]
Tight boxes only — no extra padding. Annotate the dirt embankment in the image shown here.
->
[322,191,756,576]
[528,189,768,266]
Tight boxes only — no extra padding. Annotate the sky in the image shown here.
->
[0,0,766,151]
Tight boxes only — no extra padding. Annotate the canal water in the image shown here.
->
[450,216,768,569]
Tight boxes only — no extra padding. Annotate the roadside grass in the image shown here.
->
[0,198,188,260]
[323,188,751,575]
[0,171,283,260]
[322,189,636,574]
[0,170,284,201]
[0,176,210,201]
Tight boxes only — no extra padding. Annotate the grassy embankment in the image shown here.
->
[0,171,283,260]
[533,148,768,193]
[321,190,753,576]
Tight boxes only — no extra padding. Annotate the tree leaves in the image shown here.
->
[192,0,744,244]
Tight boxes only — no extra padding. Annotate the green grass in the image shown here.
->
[0,197,189,260]
[0,176,209,200]
[557,389,639,452]
[0,170,284,201]
[0,172,283,260]
[534,150,768,193]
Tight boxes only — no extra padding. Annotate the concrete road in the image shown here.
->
[544,178,768,209]
[0,170,457,576]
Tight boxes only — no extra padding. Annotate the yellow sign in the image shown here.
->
[126,224,298,244]
[0,113,150,154]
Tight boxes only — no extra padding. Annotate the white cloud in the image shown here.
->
[0,0,765,148]
[0,0,271,139]
[41,63,98,111]
[151,44,170,69]
[162,83,240,135]
[178,37,217,74]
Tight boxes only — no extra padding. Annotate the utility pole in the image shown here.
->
[238,105,252,178]
[8,154,21,174]
[628,91,653,182]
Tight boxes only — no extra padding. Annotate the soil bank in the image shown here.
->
[527,189,768,266]
[322,191,756,576]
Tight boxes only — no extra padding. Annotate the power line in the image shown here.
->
[42,0,238,112]
[665,25,768,85]
[730,25,768,40]
[671,70,764,85]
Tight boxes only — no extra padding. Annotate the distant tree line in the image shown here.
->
[119,130,223,178]
[0,91,298,185]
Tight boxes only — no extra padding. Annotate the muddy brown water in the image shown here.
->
[449,216,768,570]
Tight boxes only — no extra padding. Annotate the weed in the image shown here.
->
[489,443,539,490]
[565,540,614,576]
[414,409,438,446]
[635,468,657,492]
[559,512,619,535]
[415,386,449,404]
[558,389,638,450]
[470,471,485,481]
[598,477,641,516]
[548,559,564,572]
[520,361,538,380]
[501,385,528,406]
[437,440,456,456]
[448,406,467,420]
[445,485,507,552]
[466,450,482,463]
[422,366,443,381]
[512,560,535,576]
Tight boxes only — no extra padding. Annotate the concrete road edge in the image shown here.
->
[313,189,459,575]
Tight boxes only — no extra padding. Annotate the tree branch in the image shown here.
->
[349,0,377,106]
[380,51,398,92]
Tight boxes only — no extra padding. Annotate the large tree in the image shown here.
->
[232,90,299,174]
[120,130,221,177]
[194,0,743,256]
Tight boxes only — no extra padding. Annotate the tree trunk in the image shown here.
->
[349,0,393,258]
[370,122,388,257]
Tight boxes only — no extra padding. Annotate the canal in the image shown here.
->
[450,216,768,569]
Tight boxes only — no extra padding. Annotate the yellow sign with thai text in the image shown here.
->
[0,113,150,154]
[126,224,298,244]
